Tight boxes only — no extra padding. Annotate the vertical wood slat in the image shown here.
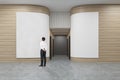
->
[50,12,70,28]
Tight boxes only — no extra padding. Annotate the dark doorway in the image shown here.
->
[68,36,71,60]
[50,36,52,60]
[49,36,54,60]
[53,36,68,55]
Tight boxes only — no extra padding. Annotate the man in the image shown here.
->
[39,37,47,67]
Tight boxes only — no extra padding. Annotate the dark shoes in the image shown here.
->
[39,65,43,67]
[44,65,46,67]
[39,65,46,67]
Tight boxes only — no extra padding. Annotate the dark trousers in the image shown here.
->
[40,49,46,66]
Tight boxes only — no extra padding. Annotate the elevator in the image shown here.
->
[50,28,70,60]
[54,36,67,55]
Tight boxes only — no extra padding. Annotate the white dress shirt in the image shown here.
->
[40,41,47,51]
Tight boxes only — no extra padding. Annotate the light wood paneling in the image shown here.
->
[0,5,49,62]
[51,28,70,36]
[71,5,120,62]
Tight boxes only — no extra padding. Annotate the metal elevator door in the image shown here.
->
[54,36,67,55]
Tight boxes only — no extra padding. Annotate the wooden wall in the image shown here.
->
[1,4,120,62]
[71,5,120,62]
[0,5,49,62]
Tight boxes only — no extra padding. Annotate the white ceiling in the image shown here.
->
[0,0,120,11]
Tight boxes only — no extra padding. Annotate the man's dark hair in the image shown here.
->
[42,37,45,41]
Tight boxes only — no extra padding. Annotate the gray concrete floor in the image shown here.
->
[0,55,120,80]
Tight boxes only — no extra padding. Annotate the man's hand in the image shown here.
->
[43,48,46,52]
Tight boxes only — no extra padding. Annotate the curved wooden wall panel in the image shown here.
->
[71,5,120,62]
[0,5,49,62]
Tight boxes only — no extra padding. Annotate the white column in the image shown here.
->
[16,12,49,58]
[71,12,99,58]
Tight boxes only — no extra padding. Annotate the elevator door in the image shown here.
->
[54,36,67,55]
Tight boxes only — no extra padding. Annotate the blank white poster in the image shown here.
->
[71,12,99,58]
[16,12,49,58]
